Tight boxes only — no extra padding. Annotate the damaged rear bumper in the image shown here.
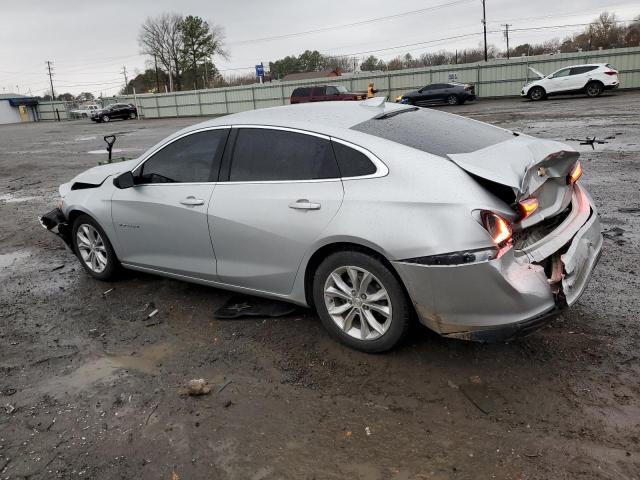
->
[39,208,72,250]
[392,184,602,342]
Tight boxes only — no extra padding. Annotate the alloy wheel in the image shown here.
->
[447,95,459,105]
[102,115,109,122]
[323,266,392,341]
[586,83,601,97]
[76,224,108,273]
[530,88,543,101]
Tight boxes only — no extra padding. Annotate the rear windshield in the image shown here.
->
[351,108,513,157]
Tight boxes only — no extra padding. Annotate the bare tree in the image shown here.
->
[138,13,184,91]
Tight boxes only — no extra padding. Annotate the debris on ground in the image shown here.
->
[603,227,626,244]
[182,379,211,396]
[214,295,296,319]
[222,400,233,408]
[4,404,16,414]
[1,388,16,396]
[51,264,64,271]
[217,379,232,393]
[102,288,114,296]
[365,426,372,436]
[148,309,159,319]
[565,136,608,149]
[618,207,640,213]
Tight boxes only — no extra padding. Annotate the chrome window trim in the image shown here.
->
[221,124,388,185]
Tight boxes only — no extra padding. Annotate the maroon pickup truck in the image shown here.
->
[290,85,367,104]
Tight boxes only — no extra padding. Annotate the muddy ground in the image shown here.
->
[1,92,639,480]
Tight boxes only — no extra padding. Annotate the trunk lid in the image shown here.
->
[448,136,579,225]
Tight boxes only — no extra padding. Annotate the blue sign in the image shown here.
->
[255,64,264,77]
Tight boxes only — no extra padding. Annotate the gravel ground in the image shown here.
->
[0,91,639,480]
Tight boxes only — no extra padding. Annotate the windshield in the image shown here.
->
[351,108,514,157]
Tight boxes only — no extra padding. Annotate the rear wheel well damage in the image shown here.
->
[303,242,408,308]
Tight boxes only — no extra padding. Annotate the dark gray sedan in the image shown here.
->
[397,82,476,106]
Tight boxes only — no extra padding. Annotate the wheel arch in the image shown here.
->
[302,240,405,307]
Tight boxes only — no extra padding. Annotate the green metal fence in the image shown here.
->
[39,46,640,120]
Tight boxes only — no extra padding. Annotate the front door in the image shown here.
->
[111,128,229,280]
[209,127,344,295]
[546,67,571,93]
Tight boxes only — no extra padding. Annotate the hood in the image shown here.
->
[528,66,545,79]
[447,136,578,199]
[70,158,139,185]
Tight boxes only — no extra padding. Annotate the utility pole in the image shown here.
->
[121,66,128,94]
[502,23,512,59]
[45,61,54,99]
[154,55,160,93]
[481,0,488,62]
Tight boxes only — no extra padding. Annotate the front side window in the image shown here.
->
[551,68,570,78]
[138,129,228,184]
[229,128,339,182]
[326,86,339,95]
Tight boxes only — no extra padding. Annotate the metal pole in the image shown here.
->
[482,0,488,62]
[154,55,160,93]
[502,24,511,59]
[46,61,55,99]
[122,66,128,94]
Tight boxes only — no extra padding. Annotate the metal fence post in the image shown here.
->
[251,87,256,110]
[386,73,391,99]
[477,64,481,97]
[198,92,203,116]
[155,95,160,118]
[281,85,285,105]
[175,93,179,118]
[223,89,229,114]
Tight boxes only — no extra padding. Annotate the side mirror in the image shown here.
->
[113,171,135,189]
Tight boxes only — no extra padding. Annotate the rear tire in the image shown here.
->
[529,86,545,101]
[312,250,411,353]
[71,215,119,281]
[585,81,603,98]
[446,94,460,105]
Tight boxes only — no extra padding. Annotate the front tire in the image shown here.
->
[446,94,460,105]
[528,86,545,101]
[585,81,603,98]
[71,215,119,280]
[102,115,110,123]
[129,112,137,119]
[312,250,411,352]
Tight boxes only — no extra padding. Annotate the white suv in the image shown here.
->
[521,63,619,101]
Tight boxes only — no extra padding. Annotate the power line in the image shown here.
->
[228,0,474,45]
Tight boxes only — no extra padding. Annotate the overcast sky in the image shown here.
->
[1,0,637,97]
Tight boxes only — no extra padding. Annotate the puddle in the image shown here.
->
[0,250,31,269]
[0,193,40,203]
[108,343,175,374]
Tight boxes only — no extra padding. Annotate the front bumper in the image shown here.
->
[40,208,72,249]
[392,184,602,342]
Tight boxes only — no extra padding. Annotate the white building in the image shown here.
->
[0,93,38,124]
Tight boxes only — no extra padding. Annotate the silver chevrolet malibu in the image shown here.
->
[41,99,602,352]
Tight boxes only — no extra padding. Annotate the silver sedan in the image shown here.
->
[41,99,602,352]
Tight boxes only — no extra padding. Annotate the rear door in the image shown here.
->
[209,126,344,294]
[311,86,326,102]
[568,66,597,90]
[111,128,229,280]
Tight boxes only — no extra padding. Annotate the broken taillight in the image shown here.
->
[568,161,583,185]
[481,211,512,246]
[518,198,539,219]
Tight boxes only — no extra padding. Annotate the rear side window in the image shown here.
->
[570,66,598,75]
[139,129,228,183]
[351,108,513,157]
[332,141,376,177]
[312,87,326,96]
[292,87,310,97]
[229,128,339,181]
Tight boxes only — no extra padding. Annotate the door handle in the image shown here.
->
[289,199,321,210]
[180,196,205,206]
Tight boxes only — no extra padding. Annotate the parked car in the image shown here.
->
[290,85,367,104]
[396,82,476,106]
[40,99,602,352]
[91,103,137,122]
[70,104,100,118]
[521,63,619,101]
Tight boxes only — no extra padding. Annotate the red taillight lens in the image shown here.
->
[519,198,539,219]
[464,84,472,91]
[604,70,618,76]
[481,211,512,246]
[568,161,583,185]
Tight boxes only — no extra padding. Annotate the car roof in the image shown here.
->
[185,101,411,135]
